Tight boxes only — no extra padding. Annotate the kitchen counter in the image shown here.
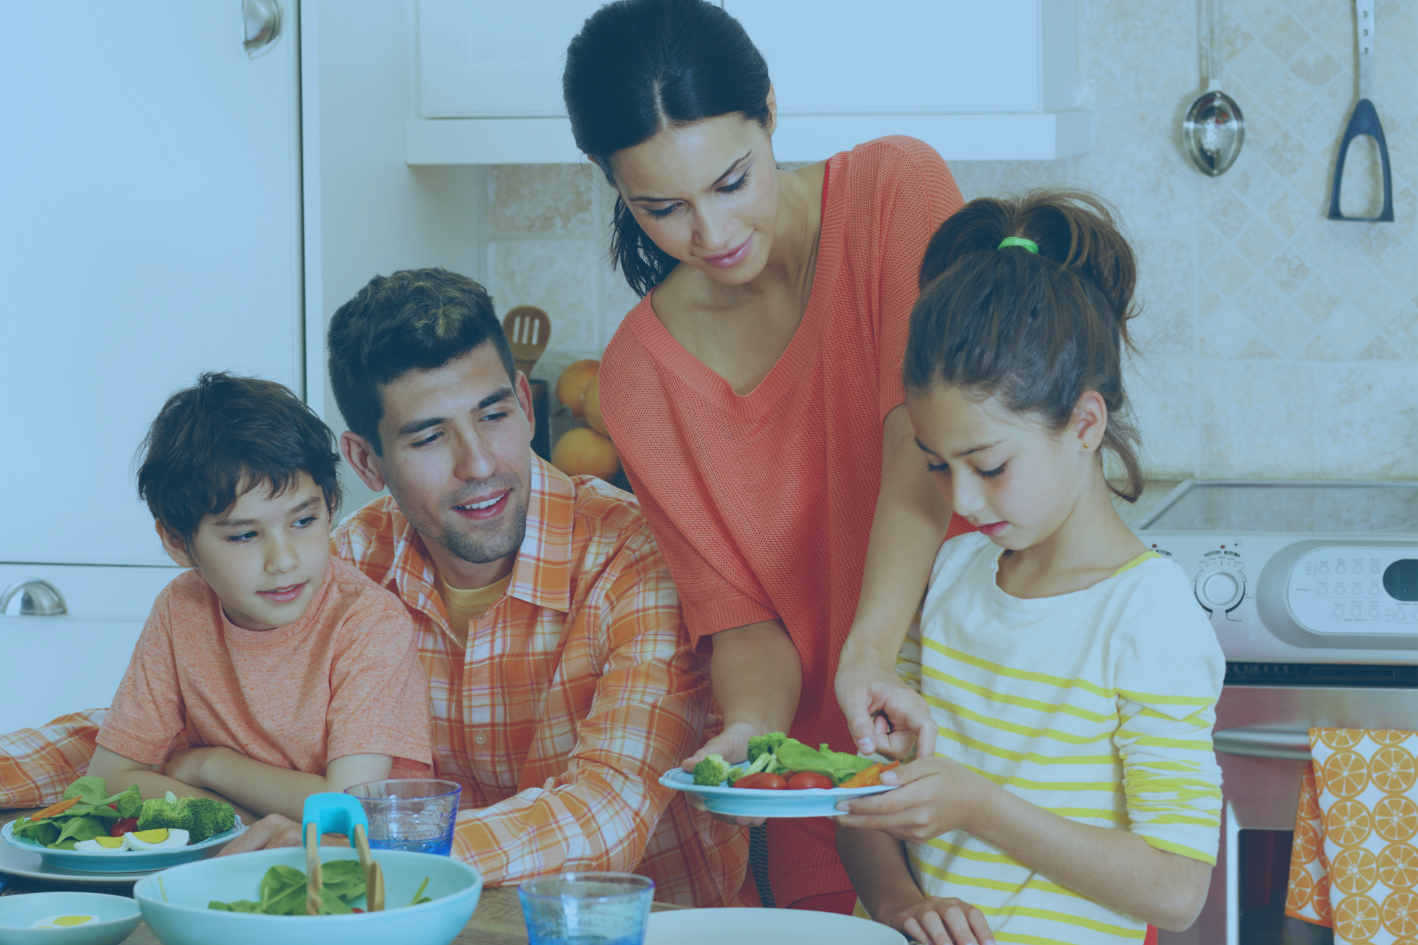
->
[0,807,684,944]
[1115,479,1184,530]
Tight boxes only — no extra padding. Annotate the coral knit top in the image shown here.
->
[600,136,966,906]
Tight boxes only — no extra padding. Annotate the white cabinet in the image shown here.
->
[409,0,1089,164]
[0,2,304,568]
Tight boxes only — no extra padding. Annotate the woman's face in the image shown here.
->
[606,109,781,287]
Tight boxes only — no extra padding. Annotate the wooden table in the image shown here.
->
[1,808,684,944]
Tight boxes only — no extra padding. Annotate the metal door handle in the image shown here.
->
[1214,726,1311,761]
[243,0,283,57]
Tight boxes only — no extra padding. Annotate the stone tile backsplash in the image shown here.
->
[478,0,1417,482]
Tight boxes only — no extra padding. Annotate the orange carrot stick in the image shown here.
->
[841,761,899,789]
[31,796,81,822]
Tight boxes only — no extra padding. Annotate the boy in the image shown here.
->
[88,373,432,824]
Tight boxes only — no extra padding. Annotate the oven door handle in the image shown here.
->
[1213,726,1312,761]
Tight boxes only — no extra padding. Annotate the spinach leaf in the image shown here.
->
[62,776,109,806]
[51,815,110,849]
[210,862,372,915]
[12,818,60,847]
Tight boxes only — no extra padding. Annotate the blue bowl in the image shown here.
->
[132,847,481,945]
[0,891,141,945]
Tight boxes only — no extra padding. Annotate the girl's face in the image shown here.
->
[906,384,1103,552]
[605,107,781,287]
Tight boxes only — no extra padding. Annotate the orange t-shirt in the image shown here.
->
[600,137,966,906]
[98,557,433,778]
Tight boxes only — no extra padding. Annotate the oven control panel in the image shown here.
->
[1287,547,1418,633]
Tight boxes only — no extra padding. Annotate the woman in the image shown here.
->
[563,0,967,912]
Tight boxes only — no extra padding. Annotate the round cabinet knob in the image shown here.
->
[1196,568,1245,612]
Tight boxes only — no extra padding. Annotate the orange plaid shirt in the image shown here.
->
[333,456,746,905]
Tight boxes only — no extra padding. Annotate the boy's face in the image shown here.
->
[158,472,332,631]
[341,343,534,588]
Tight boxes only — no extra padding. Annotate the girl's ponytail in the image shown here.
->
[906,190,1145,502]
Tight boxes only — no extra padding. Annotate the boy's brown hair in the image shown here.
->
[903,190,1144,501]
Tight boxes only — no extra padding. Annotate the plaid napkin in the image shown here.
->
[1287,728,1418,943]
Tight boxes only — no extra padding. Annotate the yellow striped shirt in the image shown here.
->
[898,532,1224,944]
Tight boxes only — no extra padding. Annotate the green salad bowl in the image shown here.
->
[132,847,482,945]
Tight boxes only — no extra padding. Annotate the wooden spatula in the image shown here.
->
[304,821,323,916]
[503,306,551,378]
[352,822,385,912]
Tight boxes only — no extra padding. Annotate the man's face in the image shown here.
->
[351,345,534,580]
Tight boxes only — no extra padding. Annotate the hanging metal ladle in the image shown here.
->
[1183,0,1245,176]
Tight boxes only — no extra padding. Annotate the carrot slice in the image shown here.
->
[841,761,899,789]
[31,796,81,822]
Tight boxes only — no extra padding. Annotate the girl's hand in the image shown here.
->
[682,721,765,827]
[835,655,937,759]
[835,755,993,843]
[888,897,995,945]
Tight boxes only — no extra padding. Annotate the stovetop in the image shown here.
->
[1142,482,1418,534]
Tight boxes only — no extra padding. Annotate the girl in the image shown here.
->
[836,191,1225,945]
[562,0,965,910]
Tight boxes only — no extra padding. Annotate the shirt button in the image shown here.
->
[474,732,487,746]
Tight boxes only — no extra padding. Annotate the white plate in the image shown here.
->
[3,818,245,874]
[0,834,156,887]
[646,907,906,944]
[659,769,897,818]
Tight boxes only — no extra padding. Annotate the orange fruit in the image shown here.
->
[1333,846,1379,894]
[1313,879,1332,921]
[583,374,609,437]
[1287,864,1314,910]
[1329,799,1374,846]
[1322,729,1364,750]
[1372,730,1411,745]
[1386,891,1418,938]
[1378,796,1418,842]
[1380,844,1418,890]
[551,427,620,481]
[1374,746,1418,793]
[1324,750,1370,798]
[1334,893,1382,942]
[1293,819,1321,865]
[555,360,600,418]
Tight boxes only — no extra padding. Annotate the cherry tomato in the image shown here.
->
[786,772,834,791]
[110,817,138,837]
[734,773,788,790]
[352,908,365,914]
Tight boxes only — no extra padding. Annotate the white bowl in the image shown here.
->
[0,891,141,945]
[132,847,481,945]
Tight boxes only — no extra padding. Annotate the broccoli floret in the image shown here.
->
[692,754,733,787]
[136,798,193,835]
[184,798,220,843]
[746,732,786,763]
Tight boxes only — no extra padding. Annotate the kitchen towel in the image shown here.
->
[1287,728,1418,943]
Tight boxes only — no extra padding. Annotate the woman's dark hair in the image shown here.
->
[563,0,772,297]
[137,372,342,544]
[327,267,512,455]
[903,190,1145,502]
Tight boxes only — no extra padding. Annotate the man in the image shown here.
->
[0,268,745,907]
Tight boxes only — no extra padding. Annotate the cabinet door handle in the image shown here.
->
[243,0,283,57]
[1213,726,1311,761]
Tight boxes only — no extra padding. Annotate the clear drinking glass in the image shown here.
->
[518,872,654,945]
[344,779,461,856]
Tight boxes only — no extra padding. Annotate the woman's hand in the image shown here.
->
[887,897,995,945]
[835,652,937,759]
[835,755,994,844]
[682,720,766,827]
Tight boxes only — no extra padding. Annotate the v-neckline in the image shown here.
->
[628,158,843,421]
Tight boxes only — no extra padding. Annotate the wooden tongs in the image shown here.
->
[302,793,385,915]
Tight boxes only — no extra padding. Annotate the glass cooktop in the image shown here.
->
[1143,482,1418,534]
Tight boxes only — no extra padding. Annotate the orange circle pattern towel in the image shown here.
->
[1288,728,1418,944]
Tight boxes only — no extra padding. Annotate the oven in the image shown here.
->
[1133,482,1418,945]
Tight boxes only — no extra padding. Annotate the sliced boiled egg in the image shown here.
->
[73,835,129,853]
[30,915,98,928]
[125,827,189,850]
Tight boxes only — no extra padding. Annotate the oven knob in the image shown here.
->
[1196,568,1245,612]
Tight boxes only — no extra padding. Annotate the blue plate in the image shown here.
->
[2,818,246,873]
[658,768,897,818]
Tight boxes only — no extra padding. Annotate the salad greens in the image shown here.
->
[11,776,143,850]
[208,863,434,915]
[691,734,876,787]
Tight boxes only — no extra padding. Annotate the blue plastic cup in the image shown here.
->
[518,872,654,945]
[344,779,461,857]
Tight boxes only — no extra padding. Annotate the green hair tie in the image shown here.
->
[998,236,1038,254]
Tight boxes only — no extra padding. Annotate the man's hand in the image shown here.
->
[835,755,993,844]
[835,655,937,759]
[887,897,996,945]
